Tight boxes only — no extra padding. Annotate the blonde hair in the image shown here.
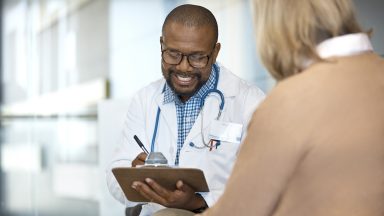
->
[253,0,363,80]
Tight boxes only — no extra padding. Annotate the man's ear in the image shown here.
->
[211,43,221,63]
[160,36,164,50]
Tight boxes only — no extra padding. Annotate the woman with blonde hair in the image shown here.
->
[199,0,384,215]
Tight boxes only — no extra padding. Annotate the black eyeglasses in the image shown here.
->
[161,46,215,69]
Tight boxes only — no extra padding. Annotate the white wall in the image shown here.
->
[108,0,274,100]
[354,0,384,55]
[98,99,131,216]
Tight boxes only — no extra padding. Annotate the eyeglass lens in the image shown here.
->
[162,50,209,68]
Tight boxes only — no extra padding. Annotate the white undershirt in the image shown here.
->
[303,33,374,69]
[317,33,373,58]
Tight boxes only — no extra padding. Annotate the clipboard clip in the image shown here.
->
[144,152,168,166]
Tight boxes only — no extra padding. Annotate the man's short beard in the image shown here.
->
[165,69,204,98]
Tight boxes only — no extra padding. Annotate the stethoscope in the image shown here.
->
[150,64,225,152]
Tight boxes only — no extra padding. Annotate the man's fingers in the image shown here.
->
[176,180,194,194]
[131,152,148,167]
[145,178,170,198]
[131,178,197,208]
[176,180,184,190]
[131,158,145,167]
[132,181,167,204]
[137,152,148,161]
[131,181,152,200]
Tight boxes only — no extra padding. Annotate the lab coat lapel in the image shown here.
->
[185,65,239,143]
[185,94,222,143]
[185,98,219,142]
[155,93,178,141]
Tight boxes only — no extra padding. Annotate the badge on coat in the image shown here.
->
[208,120,243,144]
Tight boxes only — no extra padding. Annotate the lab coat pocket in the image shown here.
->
[208,120,243,144]
[206,140,241,191]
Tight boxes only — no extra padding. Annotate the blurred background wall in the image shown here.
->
[0,0,382,216]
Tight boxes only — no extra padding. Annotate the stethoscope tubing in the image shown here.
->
[151,107,161,152]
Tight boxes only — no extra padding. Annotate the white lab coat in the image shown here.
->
[106,64,265,215]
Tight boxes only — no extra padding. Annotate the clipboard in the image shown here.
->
[112,167,209,202]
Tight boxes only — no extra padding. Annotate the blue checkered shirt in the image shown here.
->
[163,66,217,165]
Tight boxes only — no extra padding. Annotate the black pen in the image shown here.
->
[133,135,149,154]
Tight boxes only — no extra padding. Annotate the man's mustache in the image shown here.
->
[169,70,201,79]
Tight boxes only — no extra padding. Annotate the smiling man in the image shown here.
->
[160,13,220,102]
[106,4,265,216]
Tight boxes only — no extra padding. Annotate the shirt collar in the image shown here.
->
[163,65,218,104]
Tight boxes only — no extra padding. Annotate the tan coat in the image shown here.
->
[201,52,384,216]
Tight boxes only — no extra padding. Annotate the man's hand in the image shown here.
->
[131,178,206,211]
[131,152,147,167]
